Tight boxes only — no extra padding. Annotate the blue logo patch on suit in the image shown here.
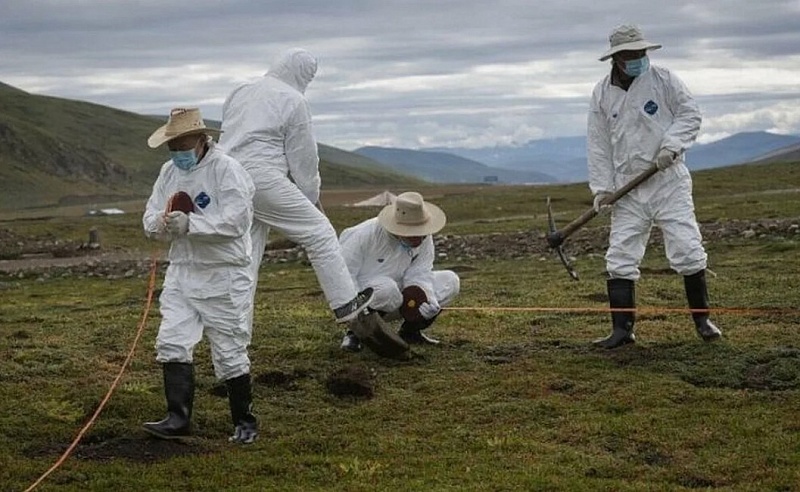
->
[195,192,211,209]
[644,100,659,115]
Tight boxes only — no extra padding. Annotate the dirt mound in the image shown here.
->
[1,218,797,278]
[0,227,94,260]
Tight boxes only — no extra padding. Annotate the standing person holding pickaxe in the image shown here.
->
[587,24,722,349]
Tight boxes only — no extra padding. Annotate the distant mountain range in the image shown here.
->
[354,146,557,184]
[418,132,800,183]
[428,136,587,182]
[686,132,800,170]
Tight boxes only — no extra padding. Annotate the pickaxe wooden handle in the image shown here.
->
[545,163,660,280]
[547,163,659,250]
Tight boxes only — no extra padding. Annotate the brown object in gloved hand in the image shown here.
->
[399,285,428,322]
[348,311,409,359]
[167,191,195,214]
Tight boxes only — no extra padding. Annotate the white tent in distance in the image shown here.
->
[350,191,397,207]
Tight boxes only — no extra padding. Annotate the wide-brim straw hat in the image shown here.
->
[147,107,221,148]
[377,191,446,237]
[599,24,662,61]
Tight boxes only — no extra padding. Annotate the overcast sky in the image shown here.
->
[2,0,800,150]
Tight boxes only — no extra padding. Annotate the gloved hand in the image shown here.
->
[165,211,190,236]
[418,298,441,320]
[656,148,677,171]
[593,192,613,215]
[155,214,168,234]
[150,214,172,242]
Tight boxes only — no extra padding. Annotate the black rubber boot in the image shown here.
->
[594,279,636,349]
[684,270,722,341]
[226,373,258,444]
[143,362,194,439]
[398,316,440,345]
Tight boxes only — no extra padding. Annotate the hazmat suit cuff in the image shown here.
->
[660,138,683,156]
[589,184,614,196]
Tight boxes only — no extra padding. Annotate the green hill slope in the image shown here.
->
[0,82,422,210]
[318,143,426,187]
[0,82,162,209]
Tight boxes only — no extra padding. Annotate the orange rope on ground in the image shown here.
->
[24,253,160,492]
[445,306,799,315]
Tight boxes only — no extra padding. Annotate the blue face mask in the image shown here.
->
[170,149,198,171]
[623,55,650,77]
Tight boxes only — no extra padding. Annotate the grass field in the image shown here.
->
[1,161,799,491]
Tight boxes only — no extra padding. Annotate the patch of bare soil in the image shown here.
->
[325,365,375,398]
[75,436,209,463]
[256,369,313,391]
[23,436,210,464]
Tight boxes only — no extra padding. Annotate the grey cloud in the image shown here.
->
[2,0,800,149]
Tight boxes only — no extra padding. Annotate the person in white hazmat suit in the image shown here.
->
[338,192,460,350]
[587,25,722,349]
[142,108,259,444]
[218,48,373,328]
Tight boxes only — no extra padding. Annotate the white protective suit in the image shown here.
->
[587,64,706,281]
[219,48,358,311]
[339,218,460,314]
[143,142,256,381]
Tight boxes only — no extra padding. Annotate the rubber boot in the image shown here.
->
[143,362,194,439]
[594,278,636,349]
[398,316,440,345]
[684,270,722,341]
[226,373,258,444]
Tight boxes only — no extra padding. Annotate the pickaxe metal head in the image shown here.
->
[543,165,660,282]
[546,196,579,281]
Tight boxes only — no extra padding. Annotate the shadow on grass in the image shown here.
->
[595,342,800,391]
[458,337,800,392]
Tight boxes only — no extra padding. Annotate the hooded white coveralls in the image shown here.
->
[587,64,706,281]
[339,218,460,314]
[143,143,255,381]
[219,48,357,311]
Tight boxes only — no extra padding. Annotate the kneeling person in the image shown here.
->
[142,108,258,444]
[339,192,460,350]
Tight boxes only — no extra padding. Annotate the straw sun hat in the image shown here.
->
[147,107,221,148]
[377,192,446,237]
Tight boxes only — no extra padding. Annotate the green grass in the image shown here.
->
[1,161,800,491]
[2,244,799,491]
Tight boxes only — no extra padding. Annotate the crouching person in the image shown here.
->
[339,192,460,350]
[142,108,258,443]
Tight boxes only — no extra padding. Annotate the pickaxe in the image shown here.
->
[546,163,660,280]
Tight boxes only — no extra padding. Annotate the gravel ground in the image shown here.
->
[0,218,797,281]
